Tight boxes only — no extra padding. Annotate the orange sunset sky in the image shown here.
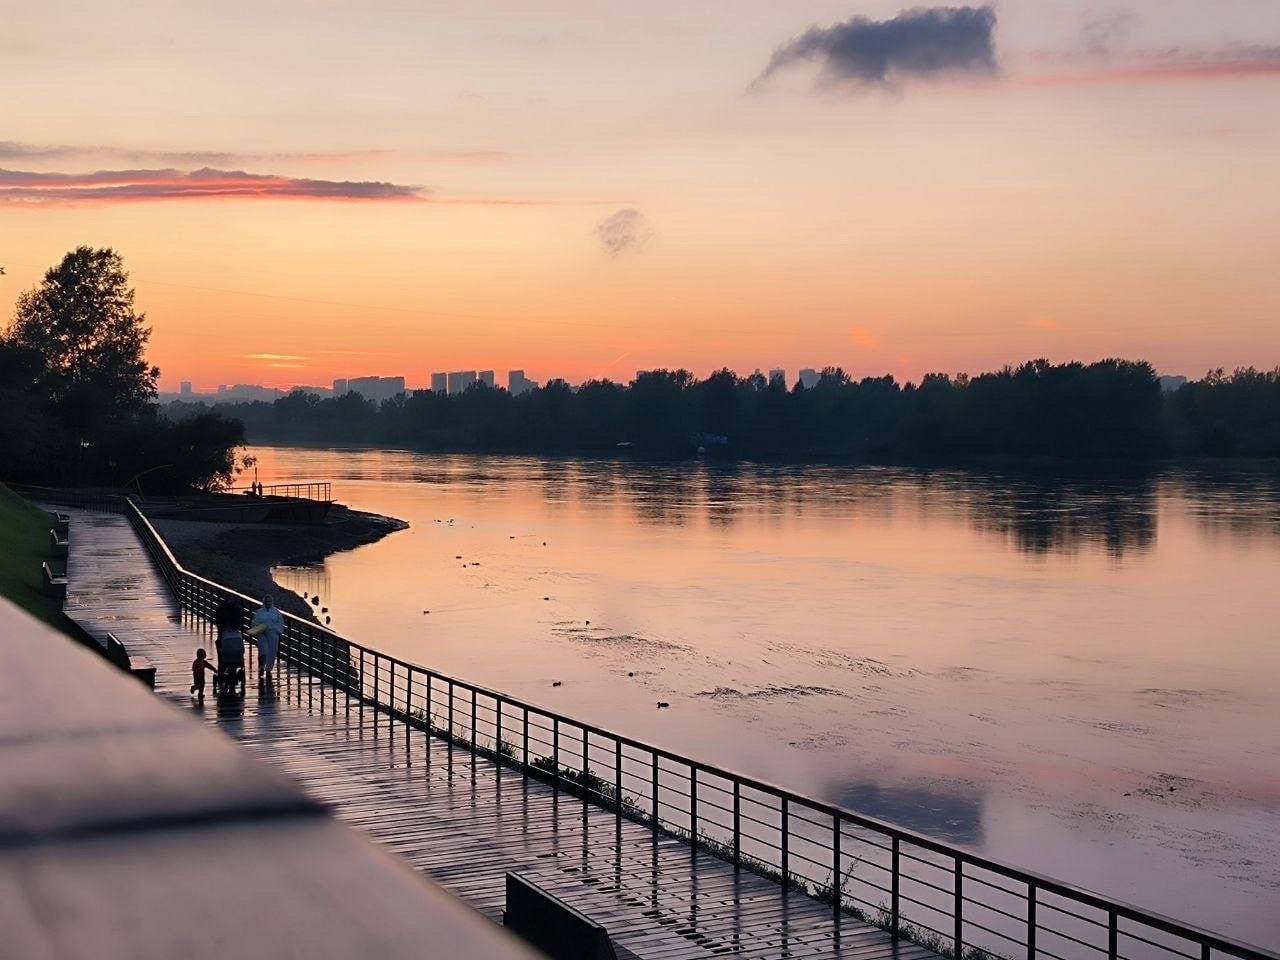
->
[2,0,1278,391]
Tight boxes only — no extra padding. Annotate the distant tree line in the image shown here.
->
[175,360,1280,461]
[0,247,247,491]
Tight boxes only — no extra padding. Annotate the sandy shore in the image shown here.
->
[150,503,408,622]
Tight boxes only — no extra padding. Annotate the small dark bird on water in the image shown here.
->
[311,596,319,606]
[627,672,635,677]
[543,596,550,601]
[423,610,430,614]
[321,607,328,613]
[552,681,562,687]
[656,702,669,709]
[455,555,462,560]
[325,616,331,624]
[585,620,590,625]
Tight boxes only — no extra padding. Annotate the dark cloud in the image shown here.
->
[595,208,651,258]
[754,5,998,91]
[0,166,425,205]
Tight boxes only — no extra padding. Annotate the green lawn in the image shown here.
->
[0,482,71,632]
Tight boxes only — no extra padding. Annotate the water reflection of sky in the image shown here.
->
[833,782,985,846]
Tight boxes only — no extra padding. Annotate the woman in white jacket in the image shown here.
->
[251,595,284,684]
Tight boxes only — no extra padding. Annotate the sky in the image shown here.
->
[2,0,1278,391]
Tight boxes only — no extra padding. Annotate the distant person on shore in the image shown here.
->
[251,594,283,684]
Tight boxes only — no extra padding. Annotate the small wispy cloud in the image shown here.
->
[849,325,881,350]
[753,6,999,92]
[595,208,652,258]
[1020,45,1280,87]
[0,166,426,205]
[245,353,310,361]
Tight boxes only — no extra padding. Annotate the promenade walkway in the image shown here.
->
[62,508,936,960]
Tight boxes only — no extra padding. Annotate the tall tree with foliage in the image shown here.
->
[6,247,159,438]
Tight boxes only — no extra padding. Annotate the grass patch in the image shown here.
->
[0,482,72,633]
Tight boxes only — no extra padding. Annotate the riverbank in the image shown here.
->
[150,502,407,622]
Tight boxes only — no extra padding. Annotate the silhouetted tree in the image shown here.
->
[5,247,159,440]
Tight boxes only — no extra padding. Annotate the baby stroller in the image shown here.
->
[213,599,247,697]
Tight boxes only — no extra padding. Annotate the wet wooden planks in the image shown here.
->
[61,510,938,960]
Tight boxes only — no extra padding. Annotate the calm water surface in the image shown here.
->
[253,446,1280,946]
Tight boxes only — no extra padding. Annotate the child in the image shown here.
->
[191,648,217,699]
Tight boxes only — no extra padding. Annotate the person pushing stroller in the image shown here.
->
[213,598,247,696]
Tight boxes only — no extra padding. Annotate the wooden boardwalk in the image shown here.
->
[62,509,938,960]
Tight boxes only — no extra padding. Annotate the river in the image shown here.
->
[249,445,1280,947]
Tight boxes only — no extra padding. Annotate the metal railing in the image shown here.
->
[249,481,332,503]
[121,497,1277,960]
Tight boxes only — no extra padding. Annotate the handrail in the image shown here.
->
[240,480,332,503]
[120,496,1279,960]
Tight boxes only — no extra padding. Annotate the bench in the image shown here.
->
[50,528,69,558]
[503,873,620,960]
[53,511,71,537]
[41,562,68,601]
[105,632,157,689]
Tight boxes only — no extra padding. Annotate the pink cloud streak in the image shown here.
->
[0,166,426,205]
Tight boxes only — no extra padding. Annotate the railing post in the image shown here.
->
[690,765,698,842]
[651,753,659,835]
[1108,910,1118,960]
[733,782,741,869]
[954,860,964,959]
[614,738,623,826]
[832,815,842,918]
[496,699,503,761]
[470,687,478,754]
[552,717,560,791]
[781,796,789,887]
[891,836,900,939]
[426,673,433,732]
[582,729,590,822]
[372,651,379,723]
[359,648,365,722]
[522,705,529,777]
[448,680,455,740]
[390,660,397,737]
[1027,882,1036,960]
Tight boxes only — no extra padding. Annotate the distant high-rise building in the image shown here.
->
[508,370,538,396]
[769,369,786,388]
[431,372,448,394]
[447,370,477,395]
[479,370,495,388]
[180,381,192,395]
[798,368,819,390]
[333,378,348,396]
[217,384,228,394]
[346,376,406,404]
